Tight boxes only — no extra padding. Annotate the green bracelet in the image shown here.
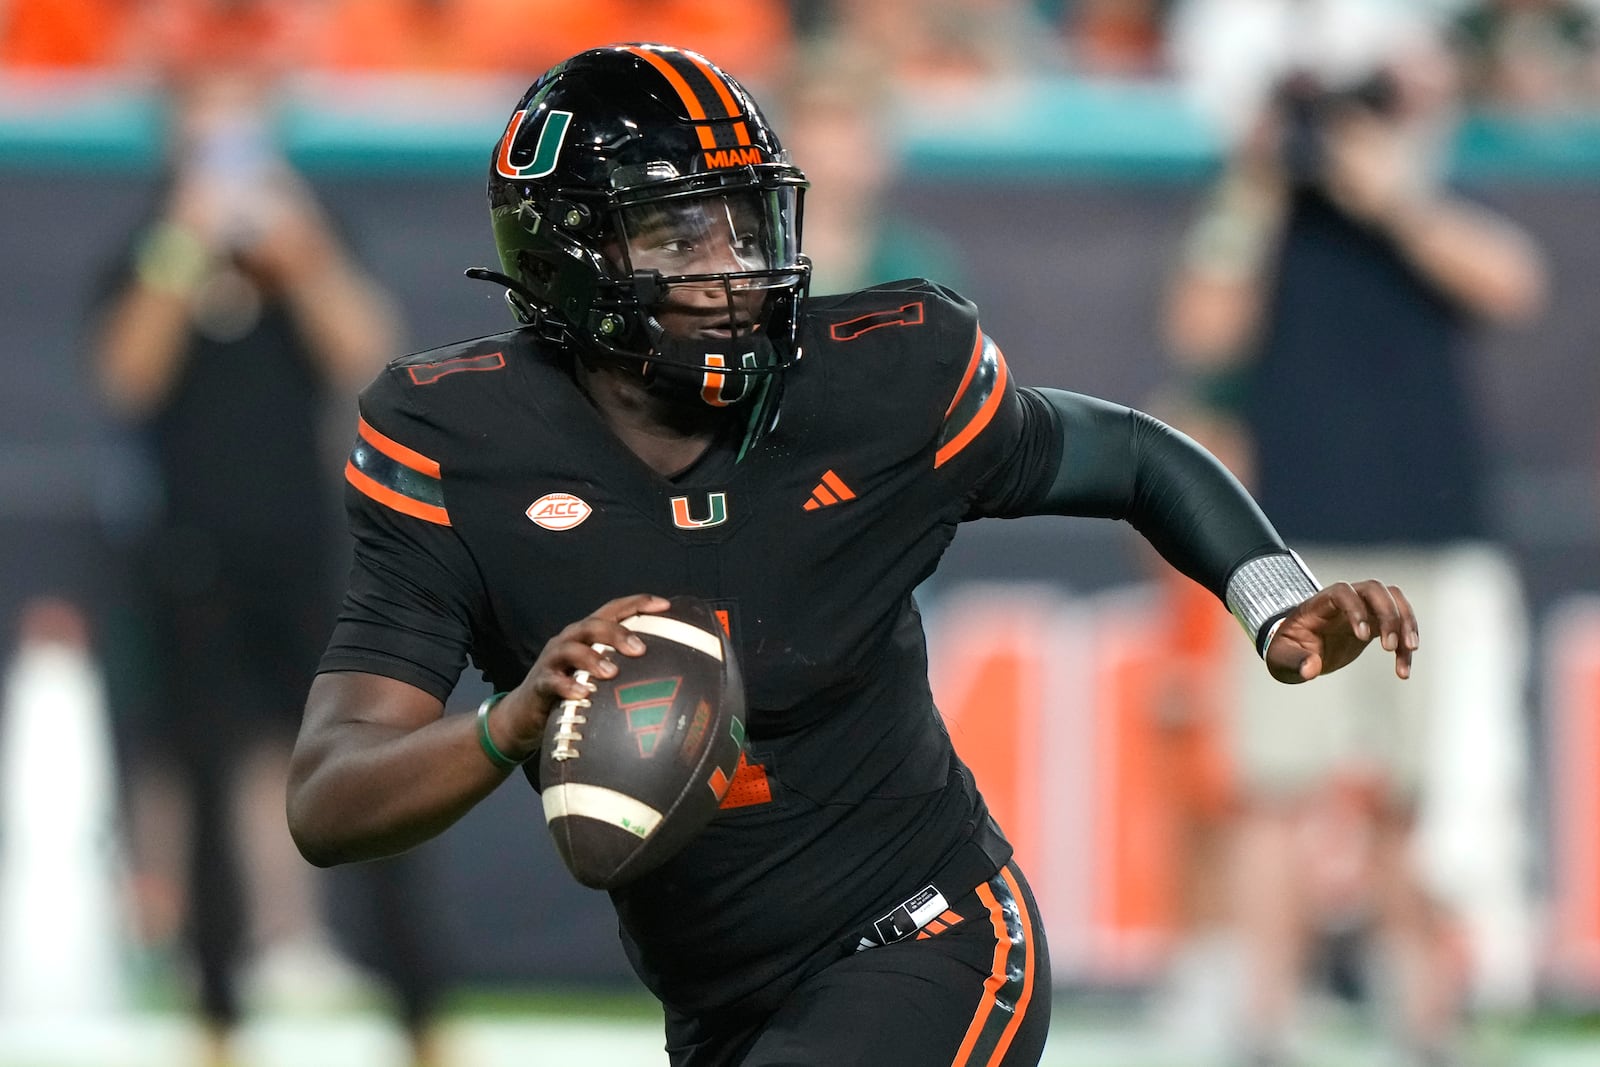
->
[476,692,526,771]
[134,221,211,297]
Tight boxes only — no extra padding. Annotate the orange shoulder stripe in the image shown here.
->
[358,415,441,478]
[345,461,451,526]
[945,330,986,419]
[935,339,1009,469]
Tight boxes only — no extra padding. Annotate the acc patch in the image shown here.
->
[527,492,592,530]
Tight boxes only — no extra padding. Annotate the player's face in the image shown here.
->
[620,193,771,339]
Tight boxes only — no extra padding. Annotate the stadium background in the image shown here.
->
[2,12,1600,1066]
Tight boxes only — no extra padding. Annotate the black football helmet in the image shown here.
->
[481,44,810,449]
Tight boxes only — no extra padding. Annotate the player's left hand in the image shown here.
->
[1264,580,1417,684]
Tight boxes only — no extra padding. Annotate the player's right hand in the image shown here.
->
[495,595,672,757]
[1264,579,1417,684]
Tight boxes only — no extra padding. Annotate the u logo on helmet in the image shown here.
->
[496,109,574,179]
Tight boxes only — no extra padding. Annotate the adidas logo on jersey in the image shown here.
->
[803,470,856,511]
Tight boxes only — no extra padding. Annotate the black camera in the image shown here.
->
[1276,68,1403,187]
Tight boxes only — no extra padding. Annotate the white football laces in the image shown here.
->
[550,642,610,761]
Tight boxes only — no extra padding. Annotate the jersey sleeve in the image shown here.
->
[856,281,1030,498]
[317,368,482,702]
[838,278,1024,495]
[963,383,1059,518]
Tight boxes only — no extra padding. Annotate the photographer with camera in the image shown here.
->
[87,44,420,1064]
[1162,3,1548,1065]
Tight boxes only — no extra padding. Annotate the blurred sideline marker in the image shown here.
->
[1547,595,1600,996]
[927,573,1534,1009]
[0,597,129,1020]
[928,583,1178,984]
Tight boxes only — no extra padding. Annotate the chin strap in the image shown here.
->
[736,370,783,461]
[464,266,540,323]
[463,265,531,296]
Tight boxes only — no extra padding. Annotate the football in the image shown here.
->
[538,595,746,890]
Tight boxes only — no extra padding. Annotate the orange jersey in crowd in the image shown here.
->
[3,0,792,85]
[0,0,132,68]
[312,0,792,80]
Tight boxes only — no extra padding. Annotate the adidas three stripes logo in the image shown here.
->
[803,470,856,511]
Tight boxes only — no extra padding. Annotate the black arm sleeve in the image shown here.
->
[981,386,1288,599]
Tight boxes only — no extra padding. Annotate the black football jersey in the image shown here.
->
[321,279,1058,1014]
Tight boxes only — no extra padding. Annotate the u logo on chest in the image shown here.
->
[670,492,728,530]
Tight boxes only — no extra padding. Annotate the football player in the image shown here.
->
[287,44,1418,1067]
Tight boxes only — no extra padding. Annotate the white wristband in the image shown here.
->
[1225,551,1320,657]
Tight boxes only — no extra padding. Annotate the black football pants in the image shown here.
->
[666,860,1051,1067]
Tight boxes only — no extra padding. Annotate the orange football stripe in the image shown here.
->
[358,416,441,478]
[935,342,1009,469]
[982,866,1036,1067]
[950,881,1009,1067]
[345,461,450,526]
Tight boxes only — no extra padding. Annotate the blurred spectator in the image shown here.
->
[1449,0,1600,113]
[1133,395,1252,1051]
[85,8,417,1062]
[1164,1,1548,1064]
[773,36,962,295]
[1060,0,1174,78]
[829,0,1061,90]
[123,0,319,80]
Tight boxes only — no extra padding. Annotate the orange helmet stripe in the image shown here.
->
[679,50,752,145]
[626,45,717,149]
[624,45,751,149]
